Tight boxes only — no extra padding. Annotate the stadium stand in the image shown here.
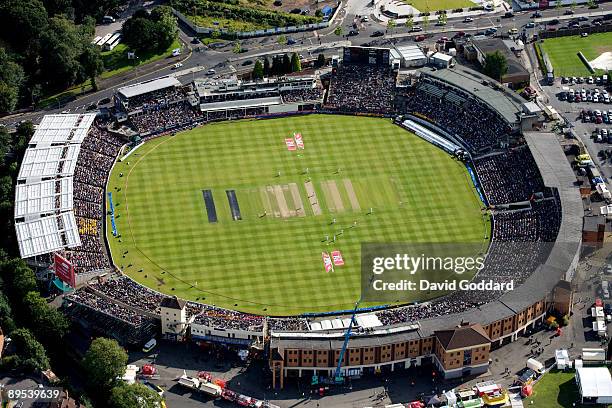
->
[15,56,581,382]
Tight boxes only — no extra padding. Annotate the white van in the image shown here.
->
[142,338,157,353]
[526,358,545,374]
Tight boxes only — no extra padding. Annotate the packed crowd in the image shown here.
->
[123,86,190,113]
[377,197,562,326]
[64,121,124,273]
[91,276,166,314]
[281,87,325,103]
[130,101,202,136]
[63,292,158,345]
[474,146,545,205]
[404,82,511,153]
[326,64,395,113]
[66,289,149,325]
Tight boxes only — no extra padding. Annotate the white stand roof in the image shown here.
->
[15,213,81,258]
[14,113,99,259]
[576,367,612,404]
[15,178,73,218]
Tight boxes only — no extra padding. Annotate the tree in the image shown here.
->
[11,328,50,373]
[334,26,343,36]
[149,6,178,51]
[108,383,162,408]
[290,52,301,72]
[586,0,595,8]
[277,34,287,47]
[282,53,291,74]
[0,0,49,51]
[263,57,271,75]
[122,16,158,52]
[316,53,326,68]
[39,16,85,90]
[437,12,447,26]
[387,19,396,34]
[82,338,128,392]
[555,0,562,15]
[233,41,242,54]
[0,48,25,113]
[80,45,104,91]
[422,15,430,32]
[571,0,577,11]
[483,50,508,82]
[43,0,74,18]
[405,14,414,31]
[252,60,264,79]
[22,291,70,347]
[0,293,16,334]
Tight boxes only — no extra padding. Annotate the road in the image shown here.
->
[2,0,611,128]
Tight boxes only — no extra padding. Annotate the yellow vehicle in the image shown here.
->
[474,381,509,406]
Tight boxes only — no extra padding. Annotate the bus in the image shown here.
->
[103,33,122,51]
[96,33,113,47]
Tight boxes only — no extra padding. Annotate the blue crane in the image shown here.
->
[333,298,362,383]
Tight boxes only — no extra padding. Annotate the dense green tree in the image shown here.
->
[263,57,271,75]
[122,17,158,52]
[0,0,48,51]
[80,45,104,91]
[316,53,325,68]
[1,259,38,301]
[252,60,264,79]
[0,128,11,165]
[123,6,178,52]
[72,0,120,23]
[483,50,508,82]
[290,52,301,72]
[150,6,178,50]
[108,383,162,408]
[43,0,73,17]
[282,53,291,73]
[82,338,128,392]
[11,328,50,373]
[39,16,86,89]
[0,293,16,334]
[22,291,70,347]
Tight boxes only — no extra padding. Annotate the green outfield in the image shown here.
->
[540,32,612,76]
[402,0,475,12]
[106,115,488,315]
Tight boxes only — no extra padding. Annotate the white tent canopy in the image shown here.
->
[576,367,612,404]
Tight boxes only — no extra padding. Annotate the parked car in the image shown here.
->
[371,30,384,37]
[565,9,574,14]
[463,17,474,23]
[415,35,426,42]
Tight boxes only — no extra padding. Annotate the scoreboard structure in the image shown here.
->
[342,46,391,66]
